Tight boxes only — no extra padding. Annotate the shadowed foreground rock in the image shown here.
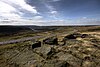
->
[43,37,58,45]
[81,34,88,38]
[32,41,41,49]
[64,32,81,40]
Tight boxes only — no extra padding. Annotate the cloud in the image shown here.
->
[0,0,99,25]
[0,1,21,19]
[32,16,43,20]
[41,0,59,19]
[47,0,61,2]
[0,18,100,26]
[50,11,58,19]
[75,17,100,25]
[52,0,61,2]
[51,11,57,14]
[46,5,59,19]
[0,0,38,20]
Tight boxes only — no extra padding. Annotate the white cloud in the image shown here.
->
[0,19,47,26]
[6,0,37,13]
[50,11,58,19]
[46,5,58,19]
[42,0,59,19]
[0,18,100,26]
[0,1,21,19]
[51,11,57,14]
[0,0,38,20]
[47,0,61,2]
[32,16,43,20]
[52,0,61,2]
[0,0,99,25]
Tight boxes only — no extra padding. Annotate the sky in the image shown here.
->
[0,0,100,25]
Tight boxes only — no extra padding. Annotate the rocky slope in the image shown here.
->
[0,31,100,67]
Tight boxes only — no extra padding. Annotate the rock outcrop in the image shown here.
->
[32,41,41,49]
[0,32,100,67]
[43,36,58,45]
[64,32,81,40]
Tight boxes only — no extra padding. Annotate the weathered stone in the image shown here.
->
[58,41,66,46]
[8,63,19,67]
[43,60,71,67]
[82,61,96,67]
[32,41,41,49]
[54,52,82,67]
[29,61,44,67]
[64,32,81,40]
[34,45,55,59]
[1,29,100,67]
[43,37,58,45]
[81,34,88,38]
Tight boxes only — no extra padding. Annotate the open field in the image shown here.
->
[0,26,100,67]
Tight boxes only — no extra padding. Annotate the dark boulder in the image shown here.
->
[81,34,88,38]
[64,32,81,40]
[43,37,58,45]
[32,41,41,49]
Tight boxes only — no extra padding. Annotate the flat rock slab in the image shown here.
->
[43,37,58,45]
